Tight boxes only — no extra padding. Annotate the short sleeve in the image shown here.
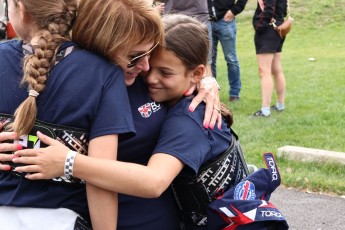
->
[152,115,211,173]
[90,68,135,140]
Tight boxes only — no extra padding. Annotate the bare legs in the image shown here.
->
[271,52,286,104]
[256,52,286,116]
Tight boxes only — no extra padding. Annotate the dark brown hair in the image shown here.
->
[162,14,209,71]
[162,14,233,126]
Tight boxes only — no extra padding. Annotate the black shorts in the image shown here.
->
[254,26,286,54]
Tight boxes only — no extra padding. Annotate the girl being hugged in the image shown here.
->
[0,0,135,229]
[142,14,248,228]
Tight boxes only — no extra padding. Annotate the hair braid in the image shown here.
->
[220,102,234,127]
[12,0,78,136]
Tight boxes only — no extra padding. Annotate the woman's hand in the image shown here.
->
[0,128,19,171]
[186,76,222,129]
[12,131,69,180]
[153,2,165,14]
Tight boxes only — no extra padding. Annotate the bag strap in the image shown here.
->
[230,129,250,176]
[22,43,79,66]
[263,152,281,192]
[22,42,79,93]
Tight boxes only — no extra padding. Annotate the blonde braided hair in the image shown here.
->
[11,0,77,136]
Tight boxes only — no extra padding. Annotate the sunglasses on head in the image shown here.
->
[127,42,159,68]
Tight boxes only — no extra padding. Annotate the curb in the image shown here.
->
[277,145,345,165]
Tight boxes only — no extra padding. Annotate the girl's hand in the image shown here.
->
[13,131,69,180]
[186,76,222,129]
[0,130,19,171]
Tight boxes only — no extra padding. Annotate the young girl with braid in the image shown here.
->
[0,0,136,229]
[9,14,248,229]
[0,0,222,229]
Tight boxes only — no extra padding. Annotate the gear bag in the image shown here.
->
[171,131,249,229]
[208,153,289,230]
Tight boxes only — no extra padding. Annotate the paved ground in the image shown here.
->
[271,187,345,230]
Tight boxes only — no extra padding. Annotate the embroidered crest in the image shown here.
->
[138,103,152,118]
[137,102,161,118]
[234,180,256,201]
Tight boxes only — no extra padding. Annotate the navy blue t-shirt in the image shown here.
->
[117,77,181,230]
[0,40,135,222]
[153,96,232,173]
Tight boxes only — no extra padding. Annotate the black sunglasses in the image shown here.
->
[127,42,159,68]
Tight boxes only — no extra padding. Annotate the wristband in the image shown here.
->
[64,150,77,179]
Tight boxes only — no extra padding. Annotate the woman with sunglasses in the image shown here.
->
[124,42,159,68]
[0,0,221,229]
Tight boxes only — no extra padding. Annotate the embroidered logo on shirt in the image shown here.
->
[233,180,256,201]
[138,102,161,118]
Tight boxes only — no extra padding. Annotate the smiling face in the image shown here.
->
[116,41,157,86]
[145,14,209,105]
[145,48,204,106]
[71,0,164,86]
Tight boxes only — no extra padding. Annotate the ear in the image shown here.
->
[190,64,205,84]
[18,2,31,24]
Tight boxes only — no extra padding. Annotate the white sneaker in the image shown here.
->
[247,164,258,174]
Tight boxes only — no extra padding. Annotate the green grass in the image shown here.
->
[215,0,345,195]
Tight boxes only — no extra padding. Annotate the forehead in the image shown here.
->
[151,48,184,68]
[128,41,155,53]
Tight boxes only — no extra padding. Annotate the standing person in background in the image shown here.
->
[208,0,248,102]
[252,0,287,117]
[163,0,213,76]
[0,0,135,229]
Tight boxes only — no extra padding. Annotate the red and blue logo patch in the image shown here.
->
[234,180,256,200]
[138,103,152,118]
